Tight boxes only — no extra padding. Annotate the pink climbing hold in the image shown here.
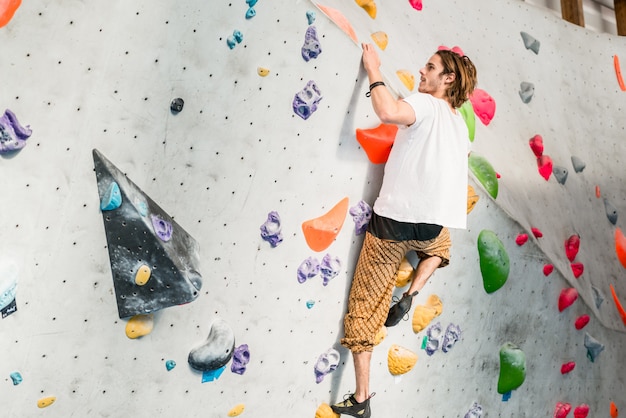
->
[575,314,590,330]
[468,88,495,126]
[537,155,553,181]
[574,404,590,418]
[543,264,554,276]
[571,262,584,278]
[515,233,528,246]
[438,45,464,57]
[531,227,543,238]
[408,0,423,11]
[560,361,576,374]
[561,361,576,374]
[529,135,544,157]
[554,402,572,418]
[496,172,501,178]
[564,235,580,262]
[558,288,578,312]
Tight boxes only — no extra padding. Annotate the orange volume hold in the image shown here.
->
[355,123,398,164]
[0,0,22,28]
[610,284,626,327]
[615,55,626,91]
[302,197,349,252]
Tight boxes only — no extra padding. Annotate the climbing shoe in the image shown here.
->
[331,393,374,418]
[384,291,418,327]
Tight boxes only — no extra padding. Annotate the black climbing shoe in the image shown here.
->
[331,393,374,418]
[384,291,418,327]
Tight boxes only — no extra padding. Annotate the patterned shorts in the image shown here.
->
[340,229,451,353]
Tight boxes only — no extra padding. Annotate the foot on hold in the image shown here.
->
[331,393,375,418]
[385,291,418,327]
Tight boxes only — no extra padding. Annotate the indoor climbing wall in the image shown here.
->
[1,0,625,416]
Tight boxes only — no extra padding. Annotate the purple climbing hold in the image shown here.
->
[314,348,340,383]
[293,80,322,120]
[301,26,322,61]
[151,214,173,242]
[231,344,251,375]
[297,256,320,283]
[260,211,283,247]
[442,323,462,353]
[0,109,32,154]
[464,402,483,418]
[320,254,341,286]
[349,200,372,235]
[425,322,442,356]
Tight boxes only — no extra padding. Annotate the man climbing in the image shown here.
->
[331,43,478,418]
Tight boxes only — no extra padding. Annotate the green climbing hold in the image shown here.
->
[497,342,526,394]
[469,153,498,199]
[477,230,510,294]
[459,100,475,142]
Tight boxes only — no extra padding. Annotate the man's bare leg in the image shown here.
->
[353,350,371,403]
[405,255,442,297]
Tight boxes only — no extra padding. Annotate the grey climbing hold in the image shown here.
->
[170,98,184,113]
[519,82,535,103]
[592,285,604,309]
[584,332,604,362]
[571,156,586,173]
[188,318,236,372]
[603,198,618,225]
[552,166,568,185]
[301,26,322,62]
[93,149,202,318]
[520,31,540,54]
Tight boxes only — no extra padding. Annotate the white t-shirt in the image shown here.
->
[372,93,470,229]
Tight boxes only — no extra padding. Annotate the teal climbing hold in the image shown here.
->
[458,100,475,142]
[469,153,498,199]
[477,230,510,294]
[100,181,122,211]
[165,360,176,371]
[497,342,526,394]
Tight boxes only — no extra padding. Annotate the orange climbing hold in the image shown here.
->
[609,284,626,326]
[467,185,479,214]
[595,185,601,198]
[316,3,358,44]
[615,55,626,91]
[615,228,626,269]
[0,0,21,28]
[355,123,398,164]
[610,401,619,418]
[302,197,349,252]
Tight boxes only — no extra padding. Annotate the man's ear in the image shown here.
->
[444,72,456,85]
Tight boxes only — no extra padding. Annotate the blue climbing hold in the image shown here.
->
[202,365,226,383]
[10,372,22,385]
[100,181,122,211]
[245,7,256,19]
[246,0,258,7]
[233,30,244,43]
[306,300,315,309]
[165,360,176,371]
[306,10,316,25]
[226,36,236,49]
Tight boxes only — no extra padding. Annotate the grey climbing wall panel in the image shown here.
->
[1,0,625,416]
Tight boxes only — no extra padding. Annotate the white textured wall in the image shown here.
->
[1,0,625,417]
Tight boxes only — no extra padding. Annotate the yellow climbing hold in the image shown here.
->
[135,264,151,286]
[315,403,340,418]
[257,67,270,77]
[396,70,415,91]
[373,325,387,346]
[227,403,245,417]
[370,31,388,50]
[412,294,443,333]
[355,0,377,18]
[394,257,414,287]
[467,185,479,214]
[125,313,154,339]
[37,396,56,408]
[387,344,418,375]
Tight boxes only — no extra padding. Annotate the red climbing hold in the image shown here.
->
[543,264,554,276]
[408,0,423,11]
[574,404,590,418]
[571,262,584,278]
[529,135,544,157]
[558,288,578,312]
[560,361,576,374]
[574,314,590,330]
[355,123,398,164]
[531,227,543,238]
[564,234,580,262]
[515,233,528,246]
[554,402,572,418]
[468,88,496,126]
[537,155,553,181]
[615,228,626,269]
